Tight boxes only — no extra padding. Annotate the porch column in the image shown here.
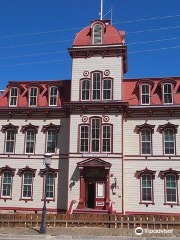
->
[78,167,85,209]
[105,168,110,210]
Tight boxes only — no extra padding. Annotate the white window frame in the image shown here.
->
[96,182,105,198]
[49,86,58,106]
[9,87,18,107]
[29,87,38,107]
[165,174,177,203]
[102,125,111,153]
[93,24,102,44]
[81,80,90,101]
[46,129,57,154]
[80,125,89,152]
[103,79,112,100]
[141,84,150,105]
[141,174,153,202]
[46,172,55,200]
[91,118,100,152]
[164,128,175,155]
[25,129,35,154]
[1,171,12,198]
[5,129,15,154]
[22,172,33,199]
[141,129,151,155]
[163,83,173,105]
[92,72,101,101]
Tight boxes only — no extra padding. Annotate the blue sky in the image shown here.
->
[0,0,180,89]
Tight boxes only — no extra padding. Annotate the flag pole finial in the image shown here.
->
[100,0,103,20]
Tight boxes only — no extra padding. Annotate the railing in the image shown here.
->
[0,214,179,229]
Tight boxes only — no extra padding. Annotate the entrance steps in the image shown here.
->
[73,208,109,214]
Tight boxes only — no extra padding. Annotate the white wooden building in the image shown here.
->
[0,19,179,215]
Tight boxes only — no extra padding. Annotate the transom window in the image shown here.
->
[29,87,37,106]
[46,172,54,199]
[81,80,90,100]
[9,88,18,107]
[6,129,15,153]
[164,128,175,155]
[22,172,33,198]
[166,174,177,203]
[93,24,102,44]
[141,129,151,155]
[80,118,112,153]
[25,129,35,154]
[46,129,57,153]
[141,174,152,202]
[2,171,12,197]
[49,87,58,106]
[141,84,150,105]
[163,84,173,104]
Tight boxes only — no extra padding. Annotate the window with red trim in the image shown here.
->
[46,172,55,199]
[141,84,150,105]
[1,171,13,198]
[5,129,15,154]
[25,129,35,154]
[103,79,112,100]
[81,80,90,101]
[141,129,151,155]
[80,125,89,152]
[22,172,33,199]
[102,125,111,152]
[165,174,177,204]
[141,174,153,202]
[46,129,57,153]
[164,128,175,155]
[49,86,58,106]
[9,87,18,107]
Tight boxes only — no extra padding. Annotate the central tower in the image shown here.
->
[67,19,128,214]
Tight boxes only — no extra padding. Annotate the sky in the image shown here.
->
[0,0,180,89]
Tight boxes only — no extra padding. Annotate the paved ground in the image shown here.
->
[0,227,179,239]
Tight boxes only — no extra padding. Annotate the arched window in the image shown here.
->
[164,128,175,155]
[141,129,151,155]
[141,174,152,202]
[81,80,90,100]
[93,24,102,44]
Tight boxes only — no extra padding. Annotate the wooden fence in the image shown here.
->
[0,214,179,229]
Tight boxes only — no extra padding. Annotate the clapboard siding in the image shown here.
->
[124,117,180,156]
[71,56,123,101]
[68,157,122,212]
[124,160,180,213]
[69,114,122,153]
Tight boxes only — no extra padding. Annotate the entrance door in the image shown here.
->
[85,182,95,208]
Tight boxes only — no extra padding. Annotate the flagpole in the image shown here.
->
[100,0,103,20]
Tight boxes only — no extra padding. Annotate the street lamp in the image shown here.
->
[40,152,52,234]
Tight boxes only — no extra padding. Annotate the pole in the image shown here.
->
[40,164,49,234]
[111,5,113,25]
[100,0,103,20]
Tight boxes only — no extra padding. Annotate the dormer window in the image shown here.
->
[93,24,102,44]
[163,83,173,104]
[141,84,150,105]
[9,87,18,107]
[49,87,58,106]
[29,87,37,106]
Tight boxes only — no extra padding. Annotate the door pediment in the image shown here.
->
[77,158,111,169]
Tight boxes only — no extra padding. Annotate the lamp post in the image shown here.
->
[40,152,52,234]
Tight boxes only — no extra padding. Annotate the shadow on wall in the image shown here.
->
[69,166,79,191]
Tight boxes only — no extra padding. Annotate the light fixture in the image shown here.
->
[43,152,52,166]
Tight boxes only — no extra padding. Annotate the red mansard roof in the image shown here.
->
[0,80,71,108]
[73,19,125,46]
[123,77,180,106]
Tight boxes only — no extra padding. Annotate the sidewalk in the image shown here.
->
[0,227,179,239]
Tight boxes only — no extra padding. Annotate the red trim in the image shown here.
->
[22,123,39,134]
[42,123,61,133]
[19,166,36,177]
[136,168,156,179]
[1,123,19,134]
[0,166,15,200]
[135,123,155,134]
[139,173,155,206]
[125,211,180,215]
[0,206,62,212]
[158,122,178,134]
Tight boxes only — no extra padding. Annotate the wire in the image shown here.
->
[114,13,180,25]
[0,39,73,50]
[0,58,70,68]
[0,50,67,60]
[127,36,180,46]
[129,44,180,54]
[127,25,180,34]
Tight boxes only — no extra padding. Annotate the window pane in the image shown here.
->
[92,73,101,100]
[2,172,12,197]
[26,130,35,153]
[164,129,174,154]
[142,174,152,202]
[49,87,58,106]
[91,119,100,152]
[80,126,89,152]
[103,79,111,100]
[141,129,151,154]
[10,88,18,106]
[29,88,37,106]
[6,130,15,153]
[47,129,56,153]
[164,84,173,104]
[46,173,54,198]
[82,80,90,100]
[166,174,177,203]
[102,125,111,152]
[141,85,150,105]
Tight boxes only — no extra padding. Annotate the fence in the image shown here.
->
[0,214,179,229]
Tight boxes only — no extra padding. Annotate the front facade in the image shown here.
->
[0,19,179,215]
